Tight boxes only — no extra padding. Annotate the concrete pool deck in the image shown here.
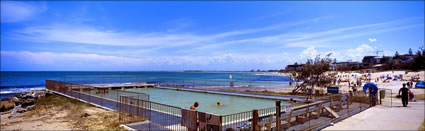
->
[323,100,425,130]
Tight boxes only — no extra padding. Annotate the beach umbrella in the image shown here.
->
[363,83,378,95]
[416,81,425,88]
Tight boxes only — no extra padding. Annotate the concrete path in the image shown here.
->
[323,101,425,130]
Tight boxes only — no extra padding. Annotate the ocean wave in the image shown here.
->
[0,84,45,89]
[0,86,45,94]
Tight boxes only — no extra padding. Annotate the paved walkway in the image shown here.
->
[323,100,425,130]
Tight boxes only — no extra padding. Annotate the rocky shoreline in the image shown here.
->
[0,90,53,116]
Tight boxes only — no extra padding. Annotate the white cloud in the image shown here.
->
[15,25,205,47]
[284,24,422,48]
[299,46,318,59]
[1,1,47,23]
[294,44,378,63]
[12,17,321,50]
[345,44,376,61]
[1,51,292,70]
[197,17,423,50]
[368,38,377,42]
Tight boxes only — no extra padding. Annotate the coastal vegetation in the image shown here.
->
[289,53,336,94]
[1,94,123,130]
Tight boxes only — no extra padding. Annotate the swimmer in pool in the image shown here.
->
[217,101,223,107]
[289,98,294,103]
[190,102,199,110]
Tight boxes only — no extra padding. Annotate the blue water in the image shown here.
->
[0,71,289,99]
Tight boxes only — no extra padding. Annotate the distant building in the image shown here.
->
[285,64,304,72]
[397,55,415,63]
[362,56,377,67]
[361,56,392,68]
[332,62,361,70]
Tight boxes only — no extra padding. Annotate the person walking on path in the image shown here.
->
[399,83,410,107]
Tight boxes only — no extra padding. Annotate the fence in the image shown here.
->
[152,78,291,91]
[119,94,292,131]
[287,90,390,130]
[46,80,150,110]
[119,95,188,130]
[47,79,384,131]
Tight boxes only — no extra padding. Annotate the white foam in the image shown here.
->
[0,86,45,94]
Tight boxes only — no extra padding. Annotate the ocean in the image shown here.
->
[0,71,290,100]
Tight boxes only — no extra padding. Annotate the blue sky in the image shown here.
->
[1,1,424,71]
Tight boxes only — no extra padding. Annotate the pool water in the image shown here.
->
[126,88,288,115]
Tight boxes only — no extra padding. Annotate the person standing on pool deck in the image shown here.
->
[399,83,410,107]
[190,102,199,110]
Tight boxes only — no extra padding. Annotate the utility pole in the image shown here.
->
[376,50,383,56]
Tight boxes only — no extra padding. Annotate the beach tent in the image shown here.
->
[387,77,392,80]
[363,83,378,95]
[416,81,425,88]
[394,76,400,79]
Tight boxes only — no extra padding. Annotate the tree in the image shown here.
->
[410,54,425,71]
[409,48,413,55]
[394,51,400,59]
[289,53,336,95]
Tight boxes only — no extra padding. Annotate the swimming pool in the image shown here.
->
[126,88,289,115]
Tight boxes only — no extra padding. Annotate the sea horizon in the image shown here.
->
[0,71,290,99]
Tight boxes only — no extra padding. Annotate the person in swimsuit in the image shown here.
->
[190,102,199,110]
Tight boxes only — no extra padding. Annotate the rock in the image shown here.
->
[45,91,53,97]
[13,93,24,99]
[34,91,46,99]
[11,97,20,103]
[1,98,10,102]
[26,105,35,111]
[16,106,27,113]
[81,113,90,118]
[21,99,35,107]
[0,101,16,112]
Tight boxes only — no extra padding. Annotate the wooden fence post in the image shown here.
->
[252,109,258,131]
[276,101,281,131]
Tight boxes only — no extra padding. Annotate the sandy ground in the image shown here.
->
[336,71,425,95]
[0,95,120,130]
[0,109,71,130]
[323,71,425,130]
[196,71,425,95]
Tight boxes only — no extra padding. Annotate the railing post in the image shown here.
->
[252,109,258,131]
[347,94,350,116]
[119,96,122,123]
[137,98,140,121]
[276,101,281,131]
[330,96,333,110]
[101,90,103,106]
[287,110,292,129]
